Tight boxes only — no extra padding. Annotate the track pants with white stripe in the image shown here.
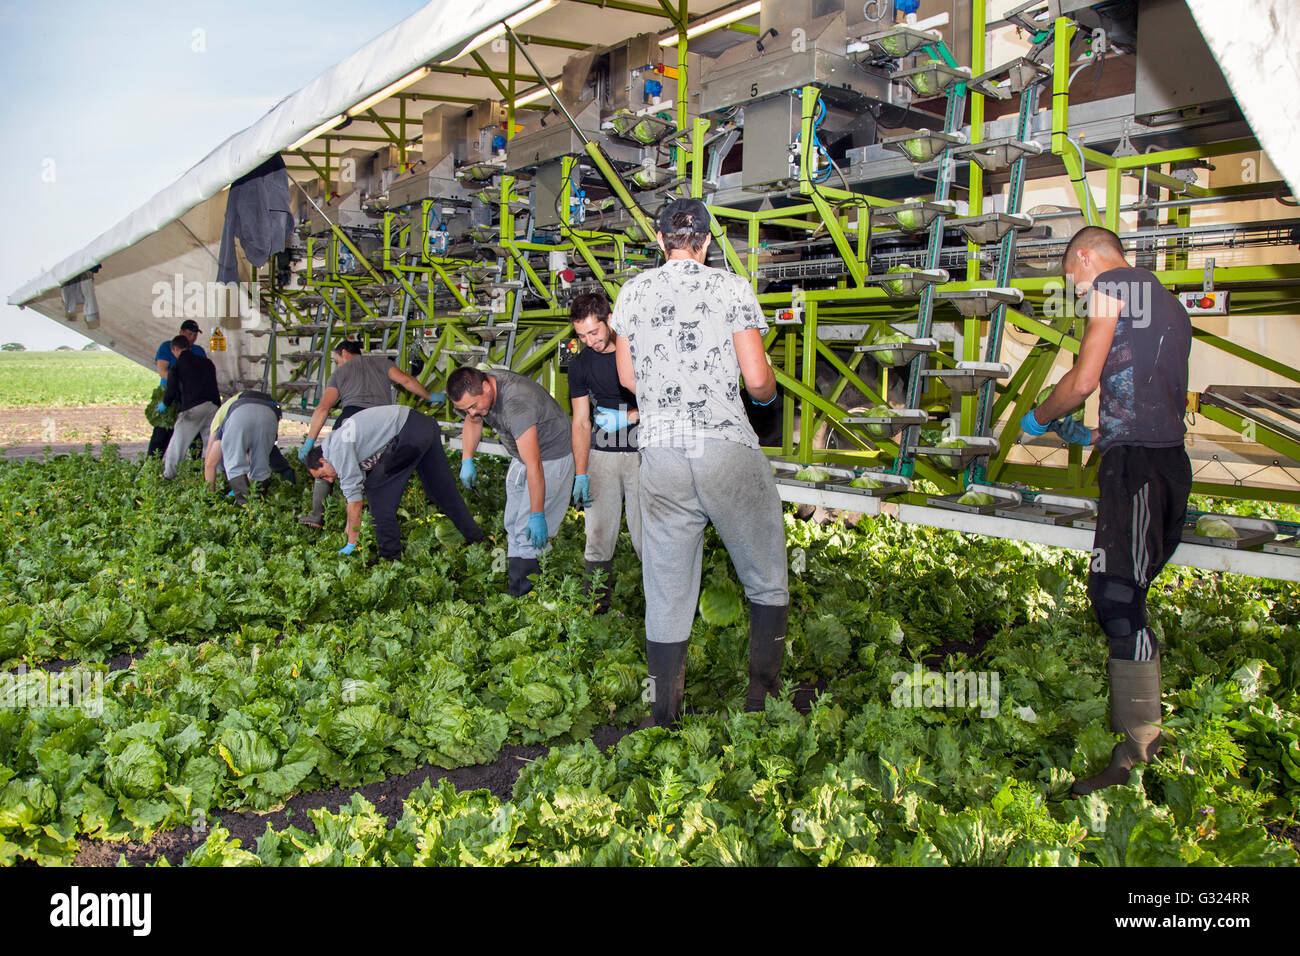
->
[1088,444,1192,661]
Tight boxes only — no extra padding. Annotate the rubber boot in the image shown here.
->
[643,640,688,729]
[254,479,273,499]
[744,602,789,711]
[1071,656,1165,797]
[228,474,251,506]
[297,478,330,528]
[584,559,615,614]
[507,557,542,597]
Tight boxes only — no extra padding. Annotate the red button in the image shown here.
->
[1199,296,1214,308]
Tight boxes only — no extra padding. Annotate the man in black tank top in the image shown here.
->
[1021,226,1192,796]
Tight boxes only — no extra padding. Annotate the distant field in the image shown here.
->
[0,351,156,407]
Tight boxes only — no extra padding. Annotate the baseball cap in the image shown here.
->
[180,319,202,333]
[656,198,711,236]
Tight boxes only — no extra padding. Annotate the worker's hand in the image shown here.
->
[459,457,477,489]
[337,542,356,556]
[572,474,593,508]
[593,406,630,432]
[155,401,168,414]
[426,391,446,405]
[1019,408,1050,437]
[297,437,315,460]
[1049,417,1093,446]
[526,511,549,550]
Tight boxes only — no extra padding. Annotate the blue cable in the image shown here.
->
[805,97,833,184]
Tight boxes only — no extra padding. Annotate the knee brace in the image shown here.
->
[1088,573,1158,660]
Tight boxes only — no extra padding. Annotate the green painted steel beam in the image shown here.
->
[1112,137,1259,170]
[1198,403,1300,464]
[1193,326,1300,384]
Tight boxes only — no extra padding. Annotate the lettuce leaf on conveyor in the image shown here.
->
[1195,516,1238,539]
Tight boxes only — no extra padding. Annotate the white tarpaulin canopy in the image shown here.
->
[7,0,534,308]
[1187,0,1300,197]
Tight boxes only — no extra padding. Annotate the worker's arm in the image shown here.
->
[571,393,592,476]
[163,361,181,406]
[1034,290,1121,425]
[734,328,776,404]
[344,499,364,546]
[515,425,546,514]
[203,438,222,486]
[460,414,483,459]
[306,386,341,441]
[156,358,170,383]
[388,365,432,401]
[616,336,636,393]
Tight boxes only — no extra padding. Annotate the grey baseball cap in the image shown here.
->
[656,198,711,235]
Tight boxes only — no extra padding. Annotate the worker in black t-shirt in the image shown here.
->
[1021,225,1192,796]
[567,293,642,612]
[161,336,222,479]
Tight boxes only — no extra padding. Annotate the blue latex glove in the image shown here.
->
[337,542,356,556]
[158,377,167,387]
[155,401,168,414]
[427,391,446,404]
[1050,417,1093,446]
[572,474,592,507]
[752,391,778,407]
[593,406,630,432]
[1019,409,1050,437]
[526,511,549,550]
[459,457,477,489]
[227,490,236,498]
[297,436,315,460]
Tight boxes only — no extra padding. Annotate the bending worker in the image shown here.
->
[298,340,444,528]
[447,366,574,597]
[611,198,787,727]
[304,404,483,561]
[568,292,642,613]
[203,390,283,503]
[1020,225,1192,796]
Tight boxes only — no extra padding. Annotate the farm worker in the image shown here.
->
[448,366,574,597]
[567,291,642,613]
[297,339,445,529]
[304,405,482,561]
[161,335,220,479]
[1021,225,1192,796]
[148,319,207,458]
[610,198,787,727]
[203,390,282,503]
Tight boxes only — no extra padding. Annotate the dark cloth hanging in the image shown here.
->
[216,155,295,283]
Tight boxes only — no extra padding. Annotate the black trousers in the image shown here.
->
[1088,444,1192,661]
[363,413,484,558]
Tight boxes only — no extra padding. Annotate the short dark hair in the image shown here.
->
[446,366,488,402]
[179,319,201,333]
[333,339,363,356]
[305,445,324,470]
[171,335,191,350]
[1062,226,1125,271]
[569,292,610,325]
[660,211,709,254]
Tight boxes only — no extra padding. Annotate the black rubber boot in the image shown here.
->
[228,474,251,506]
[584,559,615,614]
[254,479,273,499]
[507,557,542,597]
[297,478,330,528]
[643,640,688,729]
[1071,656,1165,797]
[744,602,789,712]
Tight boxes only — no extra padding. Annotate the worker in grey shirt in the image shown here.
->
[304,404,482,561]
[297,340,445,529]
[447,366,575,596]
[611,198,787,728]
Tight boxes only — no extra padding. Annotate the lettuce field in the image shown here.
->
[1,444,1298,866]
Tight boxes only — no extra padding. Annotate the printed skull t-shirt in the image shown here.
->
[609,258,768,449]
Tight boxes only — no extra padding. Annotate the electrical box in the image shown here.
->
[1179,290,1229,315]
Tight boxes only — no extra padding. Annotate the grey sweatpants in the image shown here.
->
[585,449,642,561]
[504,454,576,558]
[639,439,789,645]
[163,401,218,479]
[220,404,278,482]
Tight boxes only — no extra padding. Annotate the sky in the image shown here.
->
[0,0,431,350]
